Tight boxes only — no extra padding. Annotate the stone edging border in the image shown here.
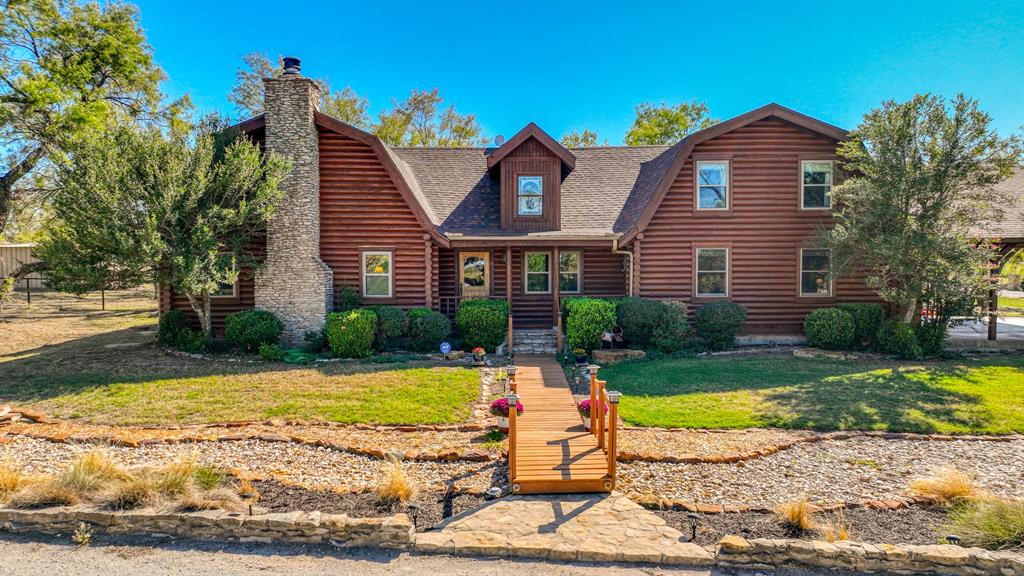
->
[0,505,413,548]
[627,491,940,515]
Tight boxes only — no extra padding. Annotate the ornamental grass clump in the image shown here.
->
[947,496,1024,550]
[58,450,130,494]
[777,498,817,534]
[375,454,417,505]
[910,468,976,503]
[101,474,159,510]
[0,462,28,504]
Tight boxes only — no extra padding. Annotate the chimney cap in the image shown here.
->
[282,56,301,75]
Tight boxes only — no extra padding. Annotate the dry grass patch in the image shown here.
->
[176,487,244,512]
[101,474,159,510]
[58,450,129,493]
[821,509,851,542]
[777,498,817,533]
[9,478,81,508]
[0,462,29,503]
[910,468,976,503]
[375,454,417,505]
[947,496,1024,550]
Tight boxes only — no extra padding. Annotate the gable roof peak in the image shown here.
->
[486,122,576,170]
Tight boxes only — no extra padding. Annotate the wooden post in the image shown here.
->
[988,287,998,341]
[505,246,512,305]
[606,391,621,483]
[506,392,518,483]
[552,246,560,337]
[556,312,563,354]
[26,277,32,305]
[101,287,106,311]
[423,235,433,309]
[632,234,643,296]
[596,380,606,449]
[588,365,599,433]
[507,314,514,357]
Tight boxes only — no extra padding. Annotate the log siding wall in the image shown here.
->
[636,117,880,334]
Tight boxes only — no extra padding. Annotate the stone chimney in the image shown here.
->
[254,57,333,345]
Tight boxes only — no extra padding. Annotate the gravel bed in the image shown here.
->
[253,479,487,532]
[654,506,950,546]
[0,437,504,493]
[619,437,1024,506]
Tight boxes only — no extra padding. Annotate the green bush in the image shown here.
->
[259,342,285,362]
[224,310,284,353]
[877,319,922,359]
[335,285,360,312]
[366,305,408,350]
[326,309,377,358]
[694,301,748,351]
[455,299,509,352]
[617,298,691,352]
[651,302,691,353]
[803,307,856,350]
[407,307,452,352]
[836,303,886,350]
[915,318,949,357]
[564,297,617,352]
[173,328,209,353]
[157,310,189,348]
[303,329,327,352]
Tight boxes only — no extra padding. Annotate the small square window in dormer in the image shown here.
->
[517,175,543,216]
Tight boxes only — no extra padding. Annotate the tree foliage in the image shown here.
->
[228,52,370,128]
[0,0,167,237]
[35,125,289,337]
[374,88,482,147]
[824,94,1021,324]
[624,100,716,146]
[561,129,603,148]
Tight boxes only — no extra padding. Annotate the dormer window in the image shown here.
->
[696,161,729,210]
[517,176,543,216]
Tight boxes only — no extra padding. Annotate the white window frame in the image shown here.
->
[799,248,833,297]
[211,253,238,299]
[695,247,729,297]
[801,160,833,210]
[523,251,551,294]
[517,175,544,216]
[558,251,582,294]
[362,250,393,299]
[696,160,730,211]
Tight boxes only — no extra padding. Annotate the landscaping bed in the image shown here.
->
[252,479,486,533]
[654,506,949,547]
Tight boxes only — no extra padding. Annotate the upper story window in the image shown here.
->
[524,252,551,294]
[802,161,833,209]
[362,250,393,298]
[559,251,581,293]
[697,161,729,210]
[696,248,729,297]
[517,176,543,216]
[800,248,832,297]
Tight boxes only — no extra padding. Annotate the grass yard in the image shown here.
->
[601,354,1024,434]
[1000,295,1024,317]
[0,290,480,426]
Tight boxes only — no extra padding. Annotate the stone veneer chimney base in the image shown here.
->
[254,63,333,346]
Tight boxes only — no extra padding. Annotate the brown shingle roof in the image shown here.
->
[988,168,1024,241]
[390,145,672,236]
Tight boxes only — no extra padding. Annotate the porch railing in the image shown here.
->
[588,366,621,488]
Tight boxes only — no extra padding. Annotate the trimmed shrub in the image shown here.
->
[563,297,617,352]
[174,328,209,353]
[224,310,284,353]
[650,301,691,353]
[335,285,360,312]
[836,303,886,350]
[455,299,509,352]
[915,318,949,357]
[157,310,189,348]
[366,305,408,350]
[803,307,856,350]
[303,329,327,352]
[326,309,377,358]
[877,319,922,359]
[694,301,748,351]
[259,343,285,362]
[407,307,452,352]
[616,297,663,349]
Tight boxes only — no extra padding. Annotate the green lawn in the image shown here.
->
[601,355,1024,434]
[1001,296,1024,317]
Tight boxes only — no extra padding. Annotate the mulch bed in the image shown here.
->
[654,506,950,546]
[252,479,486,533]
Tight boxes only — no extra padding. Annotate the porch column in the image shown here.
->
[505,246,512,306]
[423,234,432,309]
[553,246,561,351]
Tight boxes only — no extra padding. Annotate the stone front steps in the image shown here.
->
[511,328,557,355]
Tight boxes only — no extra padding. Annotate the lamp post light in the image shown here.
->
[506,364,517,392]
[945,534,962,546]
[407,503,420,529]
[686,512,702,542]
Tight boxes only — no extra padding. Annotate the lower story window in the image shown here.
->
[212,253,238,298]
[362,251,392,298]
[696,248,728,297]
[800,249,832,296]
[525,252,551,294]
[559,251,581,293]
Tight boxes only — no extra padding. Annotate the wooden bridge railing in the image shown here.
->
[506,392,518,482]
[588,366,621,488]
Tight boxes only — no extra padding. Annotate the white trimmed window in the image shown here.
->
[696,248,728,297]
[524,252,551,294]
[212,253,238,298]
[697,161,729,210]
[800,249,832,296]
[362,251,392,298]
[801,161,833,209]
[517,175,543,216]
[559,251,581,293]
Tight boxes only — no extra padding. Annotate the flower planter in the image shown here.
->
[472,354,485,364]
[574,354,588,364]
[496,415,509,432]
[582,417,591,431]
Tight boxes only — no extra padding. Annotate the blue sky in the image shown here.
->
[135,0,1024,144]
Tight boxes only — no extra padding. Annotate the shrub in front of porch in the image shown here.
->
[365,305,408,350]
[836,302,886,350]
[406,307,452,352]
[326,308,377,358]
[564,297,617,352]
[455,299,509,352]
[617,297,691,353]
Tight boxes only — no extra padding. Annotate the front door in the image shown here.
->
[459,251,490,298]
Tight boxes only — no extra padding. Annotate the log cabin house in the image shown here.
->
[161,58,886,350]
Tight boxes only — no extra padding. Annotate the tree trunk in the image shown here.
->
[0,146,46,236]
[185,292,214,339]
[901,298,918,325]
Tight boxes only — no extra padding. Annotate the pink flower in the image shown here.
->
[489,397,524,417]
[576,399,608,417]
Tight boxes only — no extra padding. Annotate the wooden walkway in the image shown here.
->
[510,355,614,494]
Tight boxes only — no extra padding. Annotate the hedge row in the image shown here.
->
[802,303,948,358]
